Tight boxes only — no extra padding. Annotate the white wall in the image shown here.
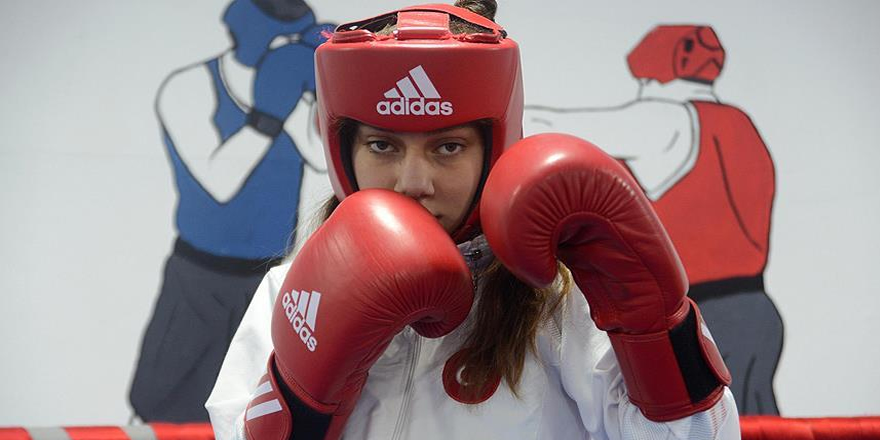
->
[1,0,878,426]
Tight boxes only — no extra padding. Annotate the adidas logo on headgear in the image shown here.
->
[280,289,321,352]
[377,65,454,116]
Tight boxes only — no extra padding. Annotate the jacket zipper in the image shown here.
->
[391,332,422,440]
[463,248,482,291]
[388,246,478,439]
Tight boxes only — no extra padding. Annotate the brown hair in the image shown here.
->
[458,261,571,400]
[453,0,497,22]
[373,0,499,36]
[307,0,571,400]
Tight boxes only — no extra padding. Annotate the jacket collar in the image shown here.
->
[457,234,494,273]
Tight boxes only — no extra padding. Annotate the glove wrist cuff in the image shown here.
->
[245,354,348,440]
[608,299,731,422]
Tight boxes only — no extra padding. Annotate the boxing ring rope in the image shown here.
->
[739,416,880,439]
[0,424,214,440]
[2,417,880,440]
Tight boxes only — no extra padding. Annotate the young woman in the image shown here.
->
[206,2,739,439]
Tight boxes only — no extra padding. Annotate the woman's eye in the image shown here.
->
[367,141,394,153]
[437,143,464,155]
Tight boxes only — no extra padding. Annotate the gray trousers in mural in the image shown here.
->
[693,280,784,415]
[129,239,278,422]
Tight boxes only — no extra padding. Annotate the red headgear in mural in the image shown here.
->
[627,25,725,84]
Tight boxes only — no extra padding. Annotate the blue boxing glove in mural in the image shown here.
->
[248,43,317,138]
[129,0,335,423]
[300,22,336,48]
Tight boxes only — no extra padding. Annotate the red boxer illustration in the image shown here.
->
[525,25,782,415]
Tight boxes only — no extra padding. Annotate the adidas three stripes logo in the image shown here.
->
[376,65,454,116]
[281,289,321,352]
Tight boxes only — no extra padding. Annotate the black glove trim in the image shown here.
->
[271,360,333,440]
[669,307,724,404]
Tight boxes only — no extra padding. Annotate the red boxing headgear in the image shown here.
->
[315,4,524,241]
[627,25,725,84]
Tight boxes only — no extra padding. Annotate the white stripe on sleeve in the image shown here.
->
[246,399,284,421]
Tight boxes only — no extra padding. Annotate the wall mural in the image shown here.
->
[129,0,335,422]
[524,25,783,415]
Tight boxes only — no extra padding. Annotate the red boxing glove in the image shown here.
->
[480,134,731,421]
[245,189,474,440]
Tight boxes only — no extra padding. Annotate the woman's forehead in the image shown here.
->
[356,122,481,138]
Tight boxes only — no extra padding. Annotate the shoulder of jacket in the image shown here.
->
[269,261,292,278]
[263,262,292,296]
[535,281,577,365]
[543,283,609,346]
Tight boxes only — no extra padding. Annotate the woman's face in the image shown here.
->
[351,123,485,233]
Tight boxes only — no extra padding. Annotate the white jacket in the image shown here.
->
[206,236,740,440]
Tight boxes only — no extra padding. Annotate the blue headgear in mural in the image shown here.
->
[223,0,317,67]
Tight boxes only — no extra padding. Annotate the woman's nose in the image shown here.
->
[394,154,435,199]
